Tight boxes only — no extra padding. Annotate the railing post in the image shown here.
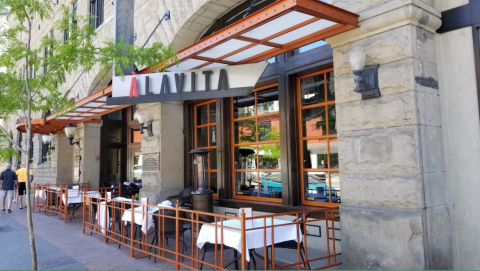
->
[175,201,180,270]
[240,209,247,270]
[82,196,87,234]
[130,196,135,257]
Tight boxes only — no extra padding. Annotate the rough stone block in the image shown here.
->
[337,91,417,132]
[333,25,412,76]
[338,126,421,174]
[340,172,423,208]
[410,26,437,64]
[340,204,425,270]
[330,0,392,14]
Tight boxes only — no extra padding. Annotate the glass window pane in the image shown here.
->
[209,172,217,193]
[234,119,256,144]
[259,144,281,169]
[302,139,328,169]
[107,127,122,143]
[108,110,122,120]
[258,114,280,142]
[131,129,142,143]
[304,172,330,202]
[257,88,279,115]
[326,72,335,101]
[327,104,337,135]
[234,146,257,170]
[330,139,339,169]
[330,172,340,203]
[301,107,326,137]
[210,126,217,147]
[196,105,208,125]
[233,94,255,119]
[260,172,282,198]
[209,150,217,170]
[196,127,208,147]
[300,74,325,106]
[209,102,216,123]
[235,172,258,196]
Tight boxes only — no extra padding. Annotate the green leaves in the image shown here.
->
[0,0,178,155]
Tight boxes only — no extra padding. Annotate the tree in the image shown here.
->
[0,1,177,269]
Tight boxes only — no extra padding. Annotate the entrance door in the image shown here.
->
[100,110,127,185]
[128,148,142,182]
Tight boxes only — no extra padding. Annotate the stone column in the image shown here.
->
[326,1,451,269]
[77,122,102,187]
[139,102,184,204]
[54,134,74,184]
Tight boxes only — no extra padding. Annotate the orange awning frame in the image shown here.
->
[17,0,358,134]
[144,0,359,73]
[16,86,131,134]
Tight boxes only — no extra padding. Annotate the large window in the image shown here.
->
[194,100,217,193]
[232,85,281,202]
[90,0,104,30]
[298,70,339,206]
[40,135,52,163]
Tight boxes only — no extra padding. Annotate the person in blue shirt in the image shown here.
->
[0,163,18,213]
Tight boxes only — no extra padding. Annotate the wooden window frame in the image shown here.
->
[297,68,339,207]
[231,83,282,203]
[194,100,218,196]
[89,0,104,30]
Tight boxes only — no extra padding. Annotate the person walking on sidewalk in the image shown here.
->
[0,163,18,213]
[15,163,32,209]
[13,165,20,204]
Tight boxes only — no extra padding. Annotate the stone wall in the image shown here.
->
[327,0,452,269]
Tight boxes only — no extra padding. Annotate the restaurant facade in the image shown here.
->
[5,0,480,269]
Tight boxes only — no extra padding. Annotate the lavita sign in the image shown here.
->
[106,63,268,105]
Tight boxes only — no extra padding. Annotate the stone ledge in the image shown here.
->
[327,1,441,48]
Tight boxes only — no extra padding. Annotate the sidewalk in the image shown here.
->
[0,202,176,270]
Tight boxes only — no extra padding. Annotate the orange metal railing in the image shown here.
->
[83,195,341,270]
[34,183,121,223]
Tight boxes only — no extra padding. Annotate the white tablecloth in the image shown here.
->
[98,197,136,234]
[121,206,159,234]
[62,191,101,204]
[196,219,301,261]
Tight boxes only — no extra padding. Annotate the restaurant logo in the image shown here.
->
[107,62,268,105]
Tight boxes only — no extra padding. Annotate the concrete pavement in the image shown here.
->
[0,203,176,270]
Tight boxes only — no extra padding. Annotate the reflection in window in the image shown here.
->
[287,40,329,58]
[107,127,122,143]
[298,70,339,205]
[232,85,282,201]
[194,100,217,193]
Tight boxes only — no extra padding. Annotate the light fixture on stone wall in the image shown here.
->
[64,123,80,146]
[348,46,380,99]
[42,134,55,152]
[134,109,153,136]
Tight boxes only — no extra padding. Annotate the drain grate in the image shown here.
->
[0,225,14,232]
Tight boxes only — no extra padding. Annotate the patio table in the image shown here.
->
[121,206,159,234]
[196,218,301,261]
[62,190,101,204]
[98,197,136,234]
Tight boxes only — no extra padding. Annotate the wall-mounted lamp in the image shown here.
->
[134,109,153,137]
[64,123,80,146]
[348,46,380,99]
[42,134,55,152]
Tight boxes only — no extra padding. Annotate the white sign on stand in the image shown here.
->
[239,207,253,228]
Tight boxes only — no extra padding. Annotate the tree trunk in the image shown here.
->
[25,38,38,270]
